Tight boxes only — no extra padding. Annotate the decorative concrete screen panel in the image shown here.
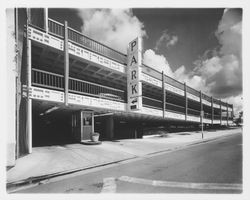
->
[28,27,63,50]
[221,106,227,110]
[213,120,220,124]
[135,107,163,117]
[164,83,184,96]
[222,120,228,125]
[127,37,143,111]
[29,86,64,102]
[68,42,125,73]
[203,118,211,124]
[213,103,220,109]
[187,93,200,102]
[141,73,162,88]
[68,93,126,111]
[165,111,185,120]
[28,26,126,74]
[187,115,200,122]
[203,100,211,106]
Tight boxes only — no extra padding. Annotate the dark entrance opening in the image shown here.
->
[32,101,75,147]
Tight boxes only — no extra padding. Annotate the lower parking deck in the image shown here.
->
[30,97,231,149]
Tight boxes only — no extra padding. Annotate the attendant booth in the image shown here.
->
[72,111,94,142]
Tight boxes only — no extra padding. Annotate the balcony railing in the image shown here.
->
[47,18,127,64]
[142,96,162,110]
[32,68,125,102]
[188,108,200,117]
[166,102,185,114]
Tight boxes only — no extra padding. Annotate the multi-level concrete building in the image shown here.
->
[6,8,234,166]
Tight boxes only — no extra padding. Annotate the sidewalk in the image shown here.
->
[6,128,241,190]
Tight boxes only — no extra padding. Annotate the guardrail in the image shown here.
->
[188,108,200,117]
[47,18,127,64]
[166,102,185,114]
[142,96,162,110]
[32,68,64,90]
[32,68,125,102]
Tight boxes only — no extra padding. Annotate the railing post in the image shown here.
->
[64,21,69,106]
[184,83,187,121]
[211,96,214,126]
[162,71,166,118]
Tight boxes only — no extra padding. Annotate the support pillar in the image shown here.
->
[162,71,166,118]
[211,97,214,126]
[64,21,69,106]
[220,99,222,125]
[200,91,203,123]
[184,83,188,121]
[226,103,229,126]
[27,30,32,153]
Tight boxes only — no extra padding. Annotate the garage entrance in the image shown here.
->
[32,100,94,147]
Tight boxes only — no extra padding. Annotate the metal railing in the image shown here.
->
[214,114,221,120]
[48,18,64,38]
[165,75,184,90]
[32,68,125,102]
[166,102,185,114]
[142,96,162,110]
[69,77,125,102]
[47,18,127,64]
[32,68,64,90]
[186,85,200,97]
[188,108,200,117]
[202,93,211,102]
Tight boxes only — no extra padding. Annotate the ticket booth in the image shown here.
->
[72,111,94,142]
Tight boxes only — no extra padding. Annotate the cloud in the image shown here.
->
[154,30,178,51]
[173,8,242,113]
[77,9,146,53]
[143,49,174,76]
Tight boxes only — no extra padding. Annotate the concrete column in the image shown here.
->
[200,91,203,123]
[220,99,222,125]
[64,21,69,105]
[162,71,166,118]
[27,29,32,154]
[184,83,187,121]
[226,103,229,126]
[211,97,214,126]
[44,8,48,33]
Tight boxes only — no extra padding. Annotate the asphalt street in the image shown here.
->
[17,133,242,193]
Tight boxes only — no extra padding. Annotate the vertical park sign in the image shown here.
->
[127,37,142,111]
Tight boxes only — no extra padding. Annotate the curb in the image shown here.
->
[7,131,241,193]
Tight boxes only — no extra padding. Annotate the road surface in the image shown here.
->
[17,133,242,193]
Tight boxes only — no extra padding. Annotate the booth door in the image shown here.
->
[81,112,94,141]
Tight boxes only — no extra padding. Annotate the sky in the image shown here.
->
[49,8,242,115]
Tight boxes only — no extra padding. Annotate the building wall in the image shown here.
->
[6,8,17,166]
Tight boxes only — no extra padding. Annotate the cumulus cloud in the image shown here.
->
[154,30,178,51]
[143,49,174,76]
[173,8,242,113]
[77,9,146,53]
